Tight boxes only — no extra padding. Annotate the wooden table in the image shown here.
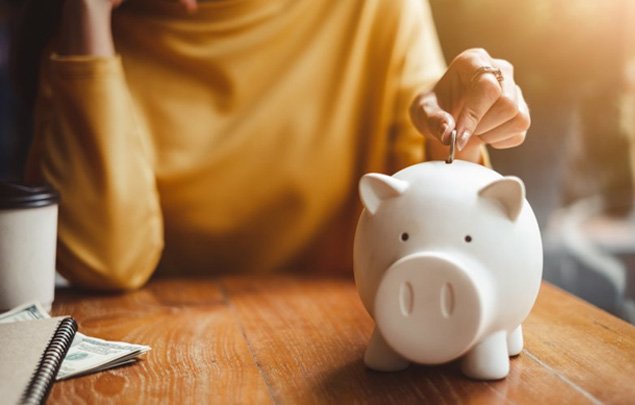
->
[49,276,635,404]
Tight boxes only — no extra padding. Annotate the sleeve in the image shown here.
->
[26,55,163,290]
[387,0,447,172]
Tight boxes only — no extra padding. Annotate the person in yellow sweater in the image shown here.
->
[22,0,530,290]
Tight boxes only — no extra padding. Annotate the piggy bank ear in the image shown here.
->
[359,173,409,215]
[478,176,525,221]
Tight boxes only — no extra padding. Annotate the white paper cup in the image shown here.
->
[0,183,59,312]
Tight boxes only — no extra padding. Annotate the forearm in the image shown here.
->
[58,0,115,56]
[28,55,163,290]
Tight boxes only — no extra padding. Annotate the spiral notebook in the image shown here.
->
[0,316,77,405]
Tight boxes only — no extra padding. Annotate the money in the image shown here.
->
[0,302,151,380]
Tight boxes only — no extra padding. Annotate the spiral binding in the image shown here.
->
[20,318,78,405]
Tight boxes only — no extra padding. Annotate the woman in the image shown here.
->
[20,0,529,289]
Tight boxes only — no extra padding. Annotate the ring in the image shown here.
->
[470,66,504,85]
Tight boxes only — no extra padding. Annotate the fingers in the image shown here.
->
[410,91,456,144]
[478,85,531,148]
[410,48,530,155]
[454,52,529,150]
[454,77,501,150]
[452,49,503,150]
[179,0,198,12]
[473,60,518,135]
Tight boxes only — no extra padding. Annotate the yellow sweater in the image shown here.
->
[28,0,446,289]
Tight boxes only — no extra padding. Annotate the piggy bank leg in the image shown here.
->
[507,325,523,356]
[364,327,409,372]
[461,331,509,380]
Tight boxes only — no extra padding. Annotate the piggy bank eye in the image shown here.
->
[464,235,472,243]
[400,232,409,242]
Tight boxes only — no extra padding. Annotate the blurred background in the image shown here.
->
[1,0,634,322]
[431,0,635,323]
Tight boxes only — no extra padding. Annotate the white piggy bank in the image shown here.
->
[353,160,542,380]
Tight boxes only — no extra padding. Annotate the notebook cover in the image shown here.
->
[0,316,77,405]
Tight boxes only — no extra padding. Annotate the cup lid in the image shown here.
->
[0,182,59,209]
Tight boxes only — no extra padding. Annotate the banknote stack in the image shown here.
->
[0,302,151,380]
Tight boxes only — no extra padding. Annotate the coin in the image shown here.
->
[446,130,456,164]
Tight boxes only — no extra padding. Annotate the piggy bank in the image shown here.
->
[353,160,542,380]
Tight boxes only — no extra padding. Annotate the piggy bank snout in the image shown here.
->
[374,253,489,365]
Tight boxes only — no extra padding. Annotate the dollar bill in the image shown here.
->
[0,302,46,323]
[0,302,151,380]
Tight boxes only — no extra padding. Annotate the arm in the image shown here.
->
[27,0,163,290]
[57,0,118,57]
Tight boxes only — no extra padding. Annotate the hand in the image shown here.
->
[410,48,530,153]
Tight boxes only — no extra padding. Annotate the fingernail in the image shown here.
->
[440,123,450,144]
[457,130,470,151]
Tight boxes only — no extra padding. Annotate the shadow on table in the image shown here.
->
[315,356,509,403]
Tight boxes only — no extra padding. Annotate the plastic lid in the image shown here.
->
[0,182,59,209]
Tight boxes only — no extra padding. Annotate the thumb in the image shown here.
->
[410,91,455,145]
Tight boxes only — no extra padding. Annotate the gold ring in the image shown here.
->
[471,66,504,85]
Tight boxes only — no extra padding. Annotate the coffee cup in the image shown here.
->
[0,182,59,312]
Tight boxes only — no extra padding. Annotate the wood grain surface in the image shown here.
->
[49,276,635,404]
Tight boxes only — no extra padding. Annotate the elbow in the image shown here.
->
[54,196,165,292]
[56,235,164,292]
